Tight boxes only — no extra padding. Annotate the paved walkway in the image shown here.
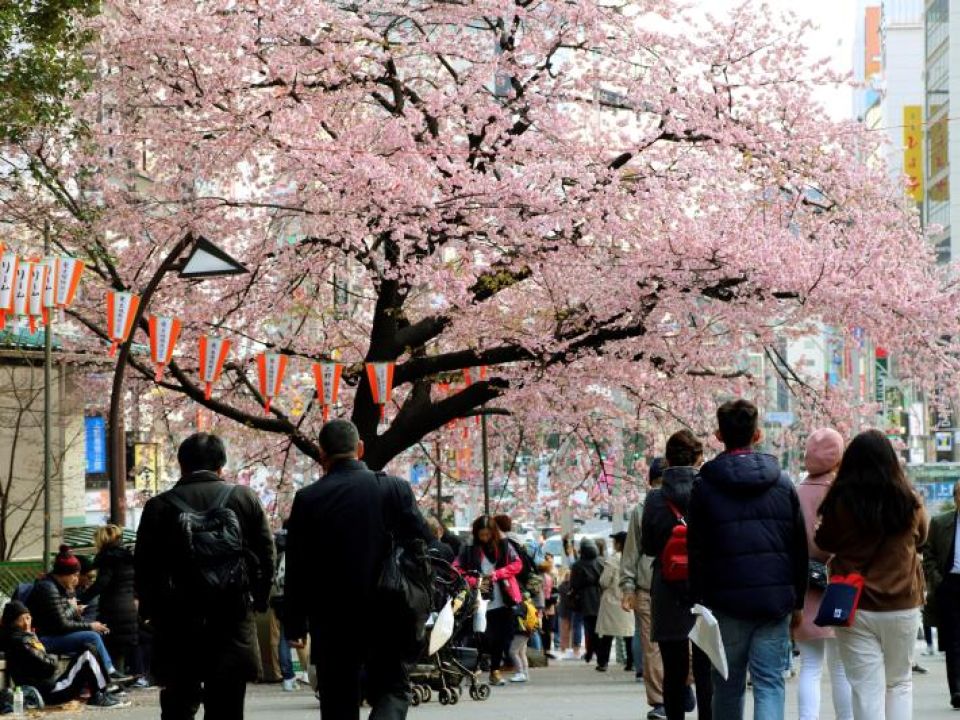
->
[41,647,959,718]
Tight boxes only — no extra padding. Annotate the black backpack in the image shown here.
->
[166,484,249,603]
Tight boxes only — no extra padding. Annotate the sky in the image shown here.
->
[691,0,858,119]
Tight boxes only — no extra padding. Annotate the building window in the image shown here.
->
[927,0,949,54]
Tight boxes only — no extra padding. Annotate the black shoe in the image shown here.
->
[595,665,608,672]
[109,670,134,684]
[647,705,666,719]
[545,652,557,660]
[913,663,929,674]
[623,663,633,672]
[684,685,696,712]
[951,692,960,709]
[89,691,131,709]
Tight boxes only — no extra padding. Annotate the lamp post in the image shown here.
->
[461,407,509,516]
[108,235,247,525]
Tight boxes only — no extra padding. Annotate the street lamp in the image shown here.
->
[107,234,247,525]
[460,407,510,516]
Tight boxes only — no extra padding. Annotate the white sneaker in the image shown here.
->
[297,671,310,684]
[924,645,936,656]
[282,678,297,692]
[509,672,527,683]
[561,649,576,660]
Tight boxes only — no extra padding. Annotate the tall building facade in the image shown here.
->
[925,0,958,261]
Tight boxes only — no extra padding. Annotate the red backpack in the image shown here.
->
[659,500,689,583]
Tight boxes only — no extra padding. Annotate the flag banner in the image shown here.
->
[55,257,84,309]
[256,352,288,413]
[199,335,231,400]
[106,291,140,357]
[365,362,395,421]
[148,315,182,381]
[0,253,18,328]
[27,261,49,332]
[312,362,343,421]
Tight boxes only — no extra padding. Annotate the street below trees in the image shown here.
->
[59,645,957,719]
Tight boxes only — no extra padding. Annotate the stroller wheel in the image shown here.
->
[448,689,460,705]
[469,686,478,700]
[476,684,491,701]
[410,687,421,707]
[438,688,450,705]
[421,685,432,703]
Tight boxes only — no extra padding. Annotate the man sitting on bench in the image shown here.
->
[1,601,128,708]
[26,546,128,683]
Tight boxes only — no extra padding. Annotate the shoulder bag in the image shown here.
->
[814,536,884,628]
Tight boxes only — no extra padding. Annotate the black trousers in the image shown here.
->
[658,640,712,720]
[314,633,409,720]
[938,574,960,696]
[43,650,108,705]
[485,607,514,673]
[595,635,633,668]
[159,677,246,720]
[582,615,598,661]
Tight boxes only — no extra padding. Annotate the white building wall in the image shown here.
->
[880,2,924,185]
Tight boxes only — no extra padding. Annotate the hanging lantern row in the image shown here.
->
[101,292,491,421]
[0,250,84,331]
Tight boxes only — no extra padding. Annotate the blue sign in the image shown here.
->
[410,464,428,486]
[85,417,107,475]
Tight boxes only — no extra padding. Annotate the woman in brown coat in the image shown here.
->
[815,430,927,720]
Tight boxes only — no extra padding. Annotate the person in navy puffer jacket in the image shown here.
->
[687,399,808,720]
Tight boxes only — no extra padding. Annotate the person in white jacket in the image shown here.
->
[596,532,636,671]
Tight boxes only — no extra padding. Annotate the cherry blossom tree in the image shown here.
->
[2,0,956,486]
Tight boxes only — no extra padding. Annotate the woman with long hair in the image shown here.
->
[454,515,522,687]
[815,430,927,720]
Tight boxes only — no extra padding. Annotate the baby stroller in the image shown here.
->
[408,558,491,706]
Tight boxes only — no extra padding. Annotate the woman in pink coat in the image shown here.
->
[796,428,853,720]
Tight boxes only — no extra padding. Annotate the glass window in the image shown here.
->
[927,0,949,54]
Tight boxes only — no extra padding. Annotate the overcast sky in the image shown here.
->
[693,0,858,119]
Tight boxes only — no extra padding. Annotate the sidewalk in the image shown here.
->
[37,645,959,718]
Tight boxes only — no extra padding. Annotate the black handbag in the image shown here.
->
[808,560,829,591]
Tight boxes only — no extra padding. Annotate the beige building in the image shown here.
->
[0,342,89,560]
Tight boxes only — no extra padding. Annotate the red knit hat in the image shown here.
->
[52,545,80,576]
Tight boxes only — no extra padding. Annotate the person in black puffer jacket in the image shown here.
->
[570,538,602,663]
[642,430,712,720]
[81,525,141,679]
[687,399,808,720]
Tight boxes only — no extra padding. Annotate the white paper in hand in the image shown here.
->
[688,604,728,680]
[429,599,455,655]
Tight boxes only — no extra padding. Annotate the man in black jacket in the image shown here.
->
[135,433,275,720]
[687,399,807,720]
[285,419,430,720]
[27,546,124,681]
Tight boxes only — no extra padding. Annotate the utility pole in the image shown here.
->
[481,413,490,516]
[42,222,52,570]
[435,440,443,521]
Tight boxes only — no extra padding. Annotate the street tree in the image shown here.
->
[2,0,956,479]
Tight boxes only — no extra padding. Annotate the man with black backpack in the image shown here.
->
[135,432,275,720]
[285,419,431,720]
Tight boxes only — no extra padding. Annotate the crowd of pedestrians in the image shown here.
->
[0,400,953,720]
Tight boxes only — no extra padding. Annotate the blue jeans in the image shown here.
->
[712,612,790,720]
[571,612,584,647]
[278,622,294,681]
[41,631,116,673]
